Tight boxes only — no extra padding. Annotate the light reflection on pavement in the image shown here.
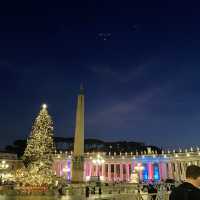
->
[0,194,136,200]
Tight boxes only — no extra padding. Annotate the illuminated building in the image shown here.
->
[53,148,200,183]
[0,152,23,182]
[53,88,200,183]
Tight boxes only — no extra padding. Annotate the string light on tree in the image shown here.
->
[17,104,55,187]
[42,104,47,109]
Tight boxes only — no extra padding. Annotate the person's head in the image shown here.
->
[143,186,148,192]
[186,165,200,187]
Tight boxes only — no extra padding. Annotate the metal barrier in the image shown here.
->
[137,192,170,200]
[66,185,170,200]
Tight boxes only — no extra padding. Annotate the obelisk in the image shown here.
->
[71,85,85,183]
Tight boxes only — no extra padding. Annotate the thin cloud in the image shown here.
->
[87,85,163,129]
[89,65,145,83]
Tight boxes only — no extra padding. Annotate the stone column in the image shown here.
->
[61,161,63,176]
[158,162,163,180]
[108,164,111,182]
[126,164,130,181]
[114,164,117,181]
[92,164,95,176]
[168,162,173,179]
[148,163,153,181]
[162,162,167,180]
[180,162,185,180]
[89,162,92,177]
[172,162,176,180]
[176,162,181,181]
[96,165,98,176]
[120,164,123,181]
[102,163,105,179]
[83,162,86,178]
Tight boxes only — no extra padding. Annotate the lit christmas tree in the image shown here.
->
[19,104,56,187]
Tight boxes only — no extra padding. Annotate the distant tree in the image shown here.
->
[5,139,27,157]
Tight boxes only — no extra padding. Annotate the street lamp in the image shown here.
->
[0,160,10,183]
[134,163,144,184]
[109,145,112,154]
[62,166,70,181]
[0,160,9,170]
[92,154,105,181]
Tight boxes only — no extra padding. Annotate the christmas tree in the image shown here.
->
[20,104,56,187]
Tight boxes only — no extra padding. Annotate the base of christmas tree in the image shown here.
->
[0,187,57,196]
[15,186,49,195]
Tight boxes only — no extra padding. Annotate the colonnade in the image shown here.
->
[167,159,200,181]
[53,154,200,183]
[84,160,169,182]
[84,161,131,182]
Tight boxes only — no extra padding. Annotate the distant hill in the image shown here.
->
[5,137,161,157]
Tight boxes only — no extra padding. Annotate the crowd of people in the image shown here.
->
[138,182,175,200]
[83,181,176,199]
[138,165,200,200]
[83,165,200,200]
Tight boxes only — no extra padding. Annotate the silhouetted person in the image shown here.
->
[99,187,102,195]
[58,186,62,195]
[92,186,95,194]
[148,184,157,200]
[170,165,200,200]
[85,186,90,198]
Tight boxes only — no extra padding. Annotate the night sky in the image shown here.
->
[1,0,200,149]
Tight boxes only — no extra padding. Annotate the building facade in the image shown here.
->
[0,152,24,181]
[53,148,200,183]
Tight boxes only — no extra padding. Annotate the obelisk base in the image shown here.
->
[71,156,84,183]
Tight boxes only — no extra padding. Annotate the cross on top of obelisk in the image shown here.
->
[80,83,84,95]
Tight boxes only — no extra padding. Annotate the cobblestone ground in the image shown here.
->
[61,194,138,200]
[0,193,170,200]
[0,194,136,200]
